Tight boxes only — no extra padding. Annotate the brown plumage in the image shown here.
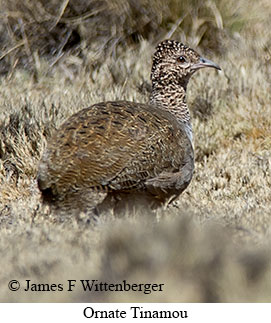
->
[37,40,221,215]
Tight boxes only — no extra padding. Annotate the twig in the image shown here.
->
[164,13,188,40]
[0,40,25,61]
[50,0,70,30]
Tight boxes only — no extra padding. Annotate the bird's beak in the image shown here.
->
[191,57,221,71]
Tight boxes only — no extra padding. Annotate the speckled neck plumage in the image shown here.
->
[150,78,190,123]
[150,71,192,141]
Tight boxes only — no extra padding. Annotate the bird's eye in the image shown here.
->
[177,56,186,63]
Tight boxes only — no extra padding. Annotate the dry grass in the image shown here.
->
[1,0,271,302]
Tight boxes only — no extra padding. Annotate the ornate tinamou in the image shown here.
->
[37,40,221,215]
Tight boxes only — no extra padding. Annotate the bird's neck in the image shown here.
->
[150,80,193,142]
[150,81,191,120]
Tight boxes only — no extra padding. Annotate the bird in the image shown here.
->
[37,39,221,216]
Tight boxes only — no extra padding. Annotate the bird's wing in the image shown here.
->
[38,101,192,196]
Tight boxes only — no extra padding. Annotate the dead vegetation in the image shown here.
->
[1,0,271,302]
[0,0,255,77]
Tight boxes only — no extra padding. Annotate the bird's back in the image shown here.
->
[37,100,193,206]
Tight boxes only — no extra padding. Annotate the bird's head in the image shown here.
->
[151,39,221,89]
